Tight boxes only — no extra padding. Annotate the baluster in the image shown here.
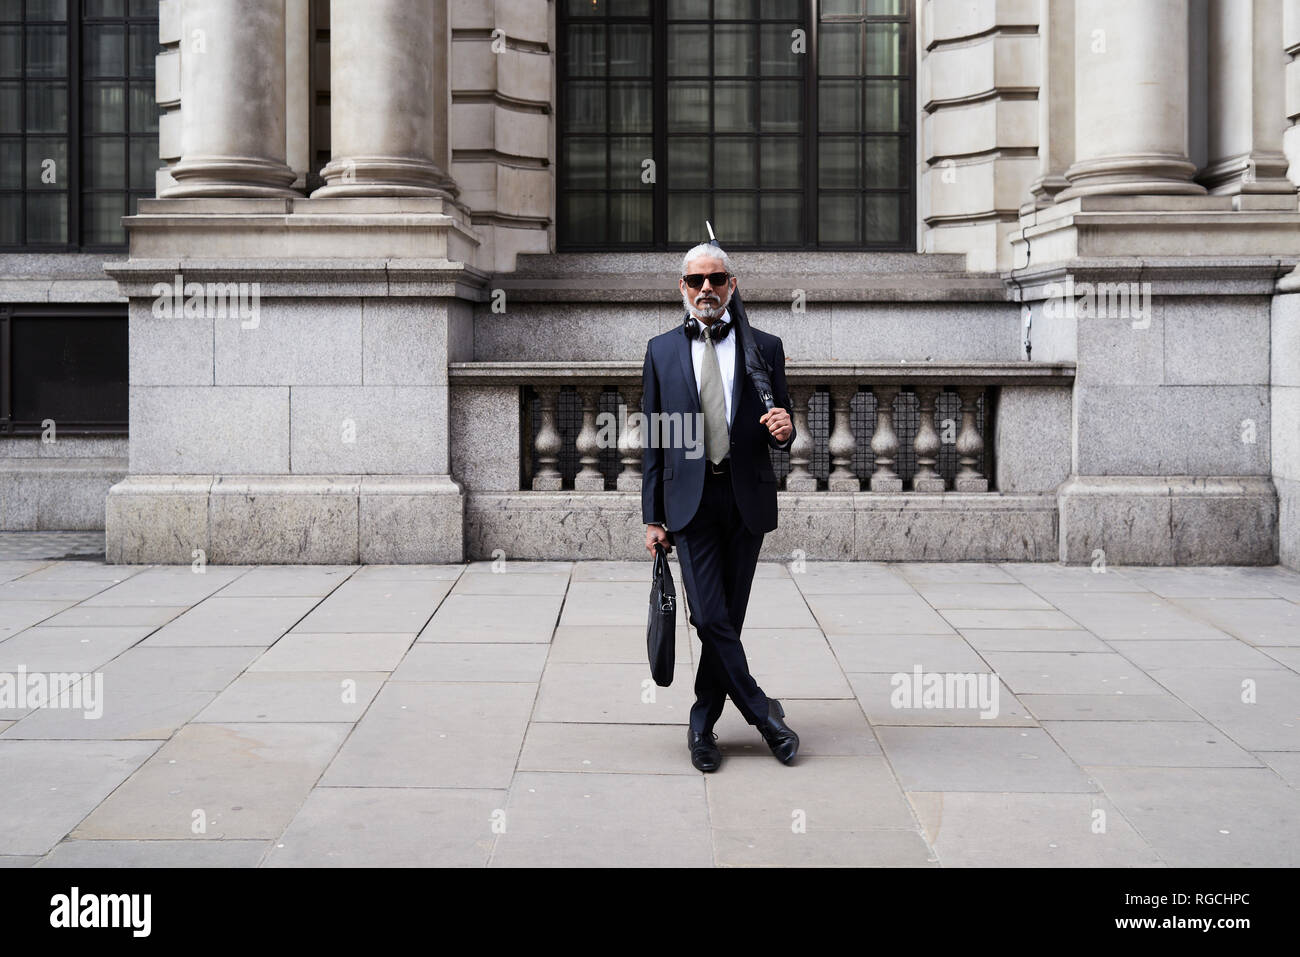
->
[954,385,989,492]
[912,385,946,492]
[827,383,860,492]
[574,385,604,490]
[532,384,562,491]
[869,384,903,492]
[617,383,643,492]
[784,383,816,492]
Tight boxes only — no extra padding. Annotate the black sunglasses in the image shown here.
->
[682,271,730,289]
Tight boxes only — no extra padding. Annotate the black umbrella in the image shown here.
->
[706,221,776,413]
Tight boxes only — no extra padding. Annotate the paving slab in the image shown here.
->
[0,739,161,855]
[1257,752,1300,788]
[1019,693,1203,722]
[0,856,39,867]
[39,605,187,628]
[96,646,261,692]
[0,560,57,584]
[790,562,916,595]
[940,609,1083,631]
[36,839,269,868]
[714,698,882,756]
[389,641,549,682]
[0,579,118,602]
[140,596,322,647]
[876,726,1099,792]
[490,771,712,867]
[0,601,78,639]
[1166,598,1300,646]
[78,566,251,606]
[997,563,1150,594]
[958,628,1110,652]
[3,689,214,740]
[548,624,688,666]
[296,579,453,634]
[896,563,1019,585]
[463,561,573,575]
[827,633,991,673]
[249,633,416,673]
[744,627,855,697]
[909,791,1164,867]
[449,571,570,595]
[706,755,916,829]
[711,827,937,867]
[348,565,466,581]
[194,672,386,723]
[1041,592,1231,640]
[1086,766,1300,866]
[532,661,695,724]
[215,565,356,597]
[17,563,145,584]
[1143,667,1300,751]
[1107,639,1287,671]
[264,787,505,867]
[1114,565,1293,599]
[979,651,1167,695]
[517,721,701,775]
[1260,646,1300,671]
[850,673,1035,726]
[570,561,654,582]
[914,583,1055,610]
[1042,720,1263,768]
[320,681,535,788]
[71,722,351,841]
[0,626,154,672]
[419,593,562,642]
[805,593,958,636]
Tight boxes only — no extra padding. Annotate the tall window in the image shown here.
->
[0,0,158,249]
[557,0,913,250]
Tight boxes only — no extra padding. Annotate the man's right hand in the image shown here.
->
[646,523,671,556]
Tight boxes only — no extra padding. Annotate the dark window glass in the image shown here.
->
[0,1,158,249]
[558,0,913,249]
[1,306,128,434]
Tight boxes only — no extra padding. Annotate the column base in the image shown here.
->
[163,155,299,198]
[312,157,459,199]
[1057,476,1278,566]
[1057,153,1206,200]
[105,474,465,564]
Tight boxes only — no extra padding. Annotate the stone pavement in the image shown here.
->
[0,549,1298,867]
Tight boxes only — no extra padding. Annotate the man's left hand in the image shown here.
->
[759,408,792,443]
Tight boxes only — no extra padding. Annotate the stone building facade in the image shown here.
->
[1,0,1298,568]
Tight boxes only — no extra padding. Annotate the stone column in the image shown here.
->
[164,0,297,197]
[312,0,458,197]
[1026,0,1075,209]
[1059,0,1205,197]
[1203,0,1295,196]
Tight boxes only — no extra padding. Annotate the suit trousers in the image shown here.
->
[673,463,769,730]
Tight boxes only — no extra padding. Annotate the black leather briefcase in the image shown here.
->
[647,542,676,686]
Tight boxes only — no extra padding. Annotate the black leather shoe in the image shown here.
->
[688,727,722,772]
[757,699,799,764]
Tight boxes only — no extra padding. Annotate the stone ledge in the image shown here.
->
[0,457,127,531]
[465,491,1059,561]
[1058,476,1278,566]
[105,474,465,564]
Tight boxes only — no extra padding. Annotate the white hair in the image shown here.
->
[681,243,733,278]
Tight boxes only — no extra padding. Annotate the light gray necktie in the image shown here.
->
[698,335,729,465]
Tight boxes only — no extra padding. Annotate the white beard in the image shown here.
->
[681,286,732,322]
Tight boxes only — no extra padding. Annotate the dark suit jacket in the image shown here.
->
[641,318,795,537]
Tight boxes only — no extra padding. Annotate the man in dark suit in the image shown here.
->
[641,243,801,773]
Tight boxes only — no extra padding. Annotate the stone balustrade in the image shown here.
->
[449,361,1076,495]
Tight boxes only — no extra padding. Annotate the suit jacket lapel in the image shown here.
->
[675,319,700,414]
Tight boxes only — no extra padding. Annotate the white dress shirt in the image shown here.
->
[690,307,736,429]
